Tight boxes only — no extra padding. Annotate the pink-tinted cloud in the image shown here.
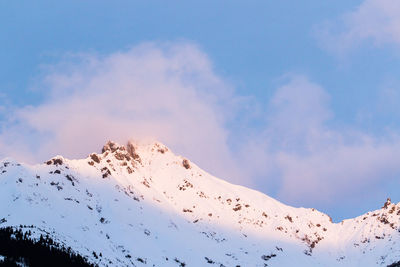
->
[245,75,400,207]
[0,42,245,182]
[316,0,400,54]
[1,42,400,213]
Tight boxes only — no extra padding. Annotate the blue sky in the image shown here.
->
[1,0,400,221]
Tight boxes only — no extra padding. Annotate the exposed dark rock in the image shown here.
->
[65,175,75,186]
[182,159,191,169]
[102,141,119,153]
[383,198,391,209]
[101,167,111,178]
[46,158,63,166]
[233,204,242,211]
[126,166,133,174]
[285,215,293,223]
[136,257,146,263]
[205,257,215,264]
[90,154,101,164]
[126,142,141,162]
[114,152,130,161]
[174,258,186,267]
[141,179,150,188]
[261,253,276,261]
[53,158,63,166]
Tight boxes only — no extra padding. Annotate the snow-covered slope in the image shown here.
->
[0,141,399,266]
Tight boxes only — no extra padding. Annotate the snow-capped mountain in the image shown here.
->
[0,141,399,266]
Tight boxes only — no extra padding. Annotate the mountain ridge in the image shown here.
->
[0,140,399,266]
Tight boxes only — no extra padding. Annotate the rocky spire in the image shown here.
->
[383,198,391,209]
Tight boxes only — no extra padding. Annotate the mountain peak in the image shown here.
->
[1,142,400,266]
[100,140,169,158]
[100,140,141,161]
[383,197,392,209]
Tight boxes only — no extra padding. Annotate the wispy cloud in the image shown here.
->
[0,42,244,182]
[1,42,399,217]
[241,75,400,208]
[316,0,400,55]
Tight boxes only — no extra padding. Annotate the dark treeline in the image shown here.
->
[0,227,96,267]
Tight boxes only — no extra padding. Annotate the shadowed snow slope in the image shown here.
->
[0,141,399,266]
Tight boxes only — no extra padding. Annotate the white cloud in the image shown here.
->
[246,75,400,207]
[317,0,400,54]
[0,42,244,182]
[1,42,399,215]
